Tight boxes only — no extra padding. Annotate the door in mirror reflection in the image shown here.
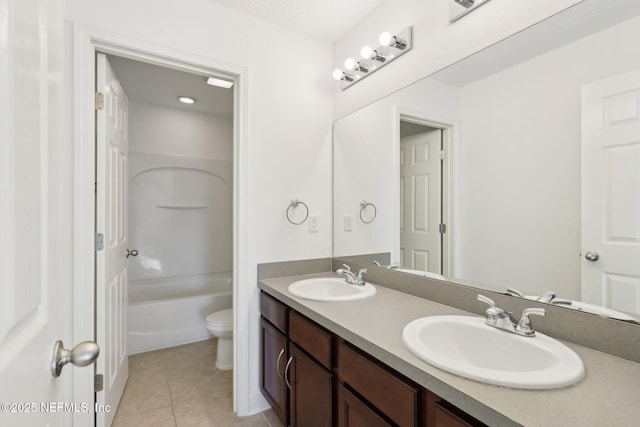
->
[581,70,640,315]
[400,124,443,274]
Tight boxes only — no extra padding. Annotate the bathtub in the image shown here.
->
[128,272,232,355]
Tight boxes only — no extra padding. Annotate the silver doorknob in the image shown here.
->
[51,340,100,377]
[126,249,139,258]
[584,251,599,262]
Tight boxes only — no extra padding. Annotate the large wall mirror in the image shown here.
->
[333,0,640,323]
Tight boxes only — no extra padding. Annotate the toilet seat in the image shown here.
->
[206,308,233,332]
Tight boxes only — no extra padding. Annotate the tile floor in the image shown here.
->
[113,339,284,427]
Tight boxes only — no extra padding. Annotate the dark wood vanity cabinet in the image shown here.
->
[260,291,485,427]
[426,391,487,427]
[260,292,334,427]
[337,383,391,427]
[260,293,289,423]
[338,340,419,427]
[288,343,333,427]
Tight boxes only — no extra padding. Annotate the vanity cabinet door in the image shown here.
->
[260,318,288,425]
[288,343,333,427]
[426,391,486,427]
[338,384,392,427]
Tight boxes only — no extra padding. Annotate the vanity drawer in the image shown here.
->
[260,292,288,333]
[338,341,419,427]
[288,310,333,369]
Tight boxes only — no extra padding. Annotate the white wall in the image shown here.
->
[66,0,333,415]
[333,0,584,118]
[456,14,640,299]
[129,101,233,160]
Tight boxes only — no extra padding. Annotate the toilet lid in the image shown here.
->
[206,308,233,325]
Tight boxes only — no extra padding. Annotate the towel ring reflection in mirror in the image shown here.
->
[286,198,309,225]
[360,200,377,224]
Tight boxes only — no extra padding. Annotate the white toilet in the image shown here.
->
[205,308,233,370]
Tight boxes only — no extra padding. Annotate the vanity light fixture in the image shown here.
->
[344,58,369,73]
[450,0,491,22]
[206,76,234,88]
[332,69,355,82]
[333,26,412,90]
[177,96,196,104]
[379,32,407,50]
[360,46,386,63]
[455,0,475,8]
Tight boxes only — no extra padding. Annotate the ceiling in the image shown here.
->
[108,55,234,116]
[205,0,384,42]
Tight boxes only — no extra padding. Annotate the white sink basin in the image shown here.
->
[288,277,376,301]
[402,315,585,389]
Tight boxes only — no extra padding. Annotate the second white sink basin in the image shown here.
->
[288,277,376,301]
[402,315,585,389]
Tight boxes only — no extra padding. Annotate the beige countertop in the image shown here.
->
[259,272,640,427]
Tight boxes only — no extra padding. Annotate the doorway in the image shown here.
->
[95,51,236,425]
[73,26,248,426]
[394,111,453,278]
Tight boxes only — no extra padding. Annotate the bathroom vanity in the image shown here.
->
[258,268,640,427]
[260,291,484,427]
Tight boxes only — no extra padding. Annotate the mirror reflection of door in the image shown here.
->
[581,69,640,316]
[399,122,443,274]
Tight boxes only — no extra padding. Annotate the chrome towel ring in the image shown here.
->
[286,198,309,225]
[360,200,377,224]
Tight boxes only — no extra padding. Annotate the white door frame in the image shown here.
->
[72,23,249,424]
[393,107,456,277]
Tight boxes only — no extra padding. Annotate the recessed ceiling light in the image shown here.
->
[206,77,234,89]
[178,96,196,104]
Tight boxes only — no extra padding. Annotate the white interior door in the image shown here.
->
[581,69,640,315]
[0,0,79,425]
[96,53,130,427]
[400,129,442,273]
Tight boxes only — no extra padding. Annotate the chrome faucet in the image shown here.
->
[536,291,572,306]
[336,264,367,286]
[477,294,546,337]
[507,287,572,306]
[373,261,399,269]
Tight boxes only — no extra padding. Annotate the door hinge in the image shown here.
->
[439,150,447,160]
[95,92,104,110]
[95,233,104,251]
[94,374,104,392]
[439,224,447,234]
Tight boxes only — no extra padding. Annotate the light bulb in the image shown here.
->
[379,32,393,46]
[332,69,344,81]
[344,58,356,71]
[360,46,373,59]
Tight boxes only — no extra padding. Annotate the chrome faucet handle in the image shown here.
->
[373,261,381,266]
[477,294,502,320]
[477,294,496,308]
[537,291,557,303]
[337,264,358,284]
[516,308,546,336]
[356,268,367,278]
[506,287,524,298]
